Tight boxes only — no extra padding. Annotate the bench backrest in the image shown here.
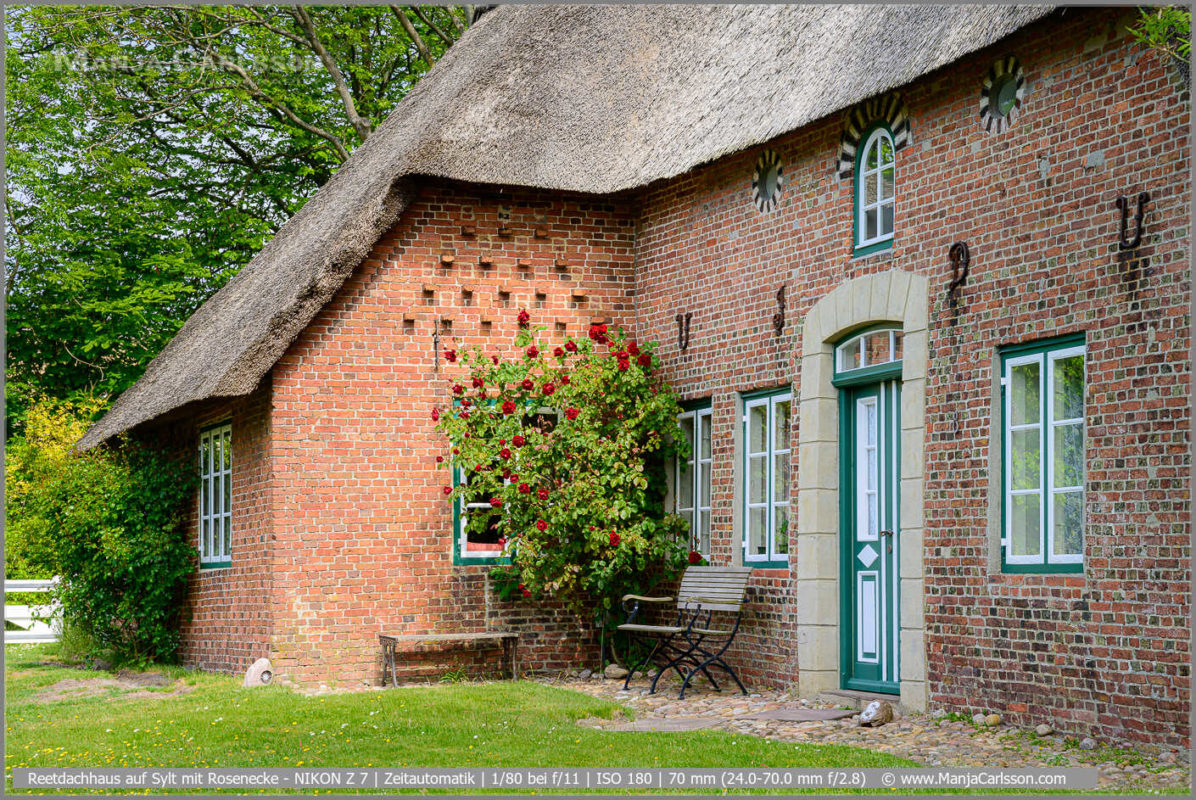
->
[676,566,754,613]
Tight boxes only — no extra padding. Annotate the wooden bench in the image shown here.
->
[617,566,753,698]
[379,632,519,687]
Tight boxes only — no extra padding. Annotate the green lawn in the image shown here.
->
[5,643,914,794]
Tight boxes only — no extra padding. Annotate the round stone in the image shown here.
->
[1079,737,1097,751]
[985,714,1002,727]
[1035,724,1054,736]
[972,713,987,725]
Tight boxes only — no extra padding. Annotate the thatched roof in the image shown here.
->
[79,4,1053,449]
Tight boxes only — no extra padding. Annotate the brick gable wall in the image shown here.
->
[265,183,639,686]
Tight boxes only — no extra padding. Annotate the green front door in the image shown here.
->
[841,378,901,694]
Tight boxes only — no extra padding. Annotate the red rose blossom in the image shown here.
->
[617,358,630,371]
[565,407,580,421]
[542,382,556,396]
[444,349,457,363]
[520,585,531,598]
[628,342,639,355]
[436,455,444,463]
[526,345,539,359]
[637,353,652,368]
[491,355,499,365]
[688,550,702,565]
[536,518,548,532]
[513,435,526,447]
[609,531,621,546]
[442,486,452,495]
[521,378,534,391]
[452,384,464,395]
[502,399,517,415]
[431,408,440,421]
[499,439,506,445]
[518,309,531,325]
[490,497,503,508]
[565,340,578,353]
[472,377,485,389]
[500,448,512,459]
[452,447,460,455]
[461,411,471,419]
[537,487,549,500]
[518,483,531,494]
[461,398,471,408]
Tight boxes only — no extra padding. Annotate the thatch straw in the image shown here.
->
[79,4,1052,449]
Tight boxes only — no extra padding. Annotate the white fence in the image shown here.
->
[4,578,61,643]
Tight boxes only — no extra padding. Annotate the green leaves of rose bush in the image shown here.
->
[434,320,691,616]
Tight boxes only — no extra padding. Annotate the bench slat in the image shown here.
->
[381,632,516,642]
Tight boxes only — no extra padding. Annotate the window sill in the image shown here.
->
[200,561,232,571]
[852,239,894,259]
[746,561,789,572]
[999,562,1083,575]
[454,555,511,566]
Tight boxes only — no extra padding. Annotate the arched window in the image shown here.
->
[855,125,895,253]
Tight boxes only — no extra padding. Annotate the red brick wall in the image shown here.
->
[265,182,637,686]
[164,383,275,673]
[630,8,1189,747]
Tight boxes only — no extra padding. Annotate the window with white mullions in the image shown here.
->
[856,126,895,249]
[1002,340,1086,570]
[198,423,232,566]
[742,391,792,565]
[676,405,712,555]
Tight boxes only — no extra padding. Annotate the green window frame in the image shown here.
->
[1000,334,1086,573]
[741,388,792,567]
[853,122,896,257]
[198,422,232,569]
[676,401,713,556]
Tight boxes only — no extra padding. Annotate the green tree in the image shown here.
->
[4,5,472,429]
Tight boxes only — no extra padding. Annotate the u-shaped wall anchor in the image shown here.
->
[1116,191,1149,250]
[772,286,786,335]
[676,312,692,352]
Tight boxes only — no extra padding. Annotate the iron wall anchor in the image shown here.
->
[1116,191,1149,250]
[676,312,692,352]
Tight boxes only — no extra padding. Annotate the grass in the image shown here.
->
[5,643,915,794]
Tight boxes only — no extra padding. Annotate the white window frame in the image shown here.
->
[676,405,713,556]
[835,327,903,374]
[456,467,505,560]
[1002,343,1086,567]
[742,391,792,565]
[857,127,896,249]
[198,423,232,566]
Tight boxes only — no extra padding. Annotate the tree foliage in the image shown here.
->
[4,5,471,429]
[6,397,198,664]
[433,314,695,619]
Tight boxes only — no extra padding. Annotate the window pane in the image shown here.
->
[202,477,210,523]
[1053,424,1083,488]
[213,515,222,559]
[880,166,894,201]
[224,514,232,557]
[773,400,790,450]
[1010,429,1041,491]
[1010,494,1042,557]
[865,208,878,241]
[748,405,767,453]
[749,507,768,555]
[681,509,693,539]
[749,456,767,504]
[865,138,880,170]
[864,172,877,205]
[892,331,903,361]
[1053,355,1084,420]
[698,514,710,555]
[699,415,712,460]
[866,492,878,538]
[201,518,209,558]
[774,507,789,554]
[1053,492,1083,557]
[879,202,894,237]
[864,332,891,366]
[839,337,862,371]
[678,462,694,510]
[699,465,711,507]
[1010,361,1041,425]
[773,452,789,502]
[223,429,231,470]
[223,472,232,514]
[878,135,894,166]
[680,416,694,456]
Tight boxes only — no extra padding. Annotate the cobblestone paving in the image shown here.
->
[542,674,1191,794]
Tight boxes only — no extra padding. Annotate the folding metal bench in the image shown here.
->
[617,566,753,699]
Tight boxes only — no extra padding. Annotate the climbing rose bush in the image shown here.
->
[433,314,692,615]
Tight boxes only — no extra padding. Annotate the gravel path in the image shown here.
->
[541,674,1191,794]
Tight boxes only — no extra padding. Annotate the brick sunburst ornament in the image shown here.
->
[752,150,783,212]
[980,56,1025,134]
